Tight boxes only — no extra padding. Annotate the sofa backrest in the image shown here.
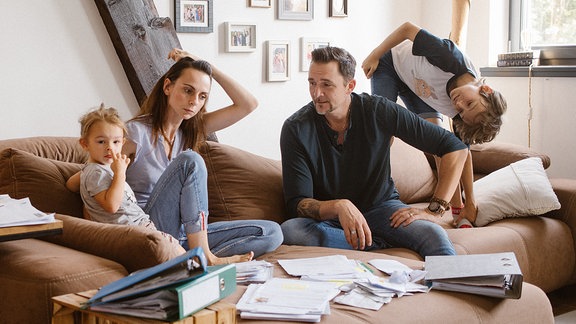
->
[0,136,88,217]
[0,136,440,223]
[0,136,88,163]
[390,138,437,203]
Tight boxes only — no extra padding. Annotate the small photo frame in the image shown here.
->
[300,37,331,71]
[278,0,314,21]
[249,0,271,7]
[267,40,291,82]
[175,0,213,33]
[329,0,347,17]
[225,22,257,52]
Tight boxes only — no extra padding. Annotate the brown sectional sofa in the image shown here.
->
[0,136,574,323]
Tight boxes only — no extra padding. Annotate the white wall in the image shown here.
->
[2,1,573,178]
[0,0,426,160]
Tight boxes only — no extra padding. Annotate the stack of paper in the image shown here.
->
[235,260,274,284]
[277,255,429,312]
[333,259,428,310]
[236,278,341,323]
[0,195,54,227]
[278,255,370,283]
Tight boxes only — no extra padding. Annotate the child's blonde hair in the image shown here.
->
[79,104,127,139]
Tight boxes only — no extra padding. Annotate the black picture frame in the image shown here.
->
[175,0,213,33]
[329,0,347,17]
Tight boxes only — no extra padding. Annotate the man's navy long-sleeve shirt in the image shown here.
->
[280,92,467,218]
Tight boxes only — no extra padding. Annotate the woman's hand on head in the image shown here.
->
[168,48,201,62]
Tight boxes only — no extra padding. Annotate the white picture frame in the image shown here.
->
[225,22,257,52]
[300,37,331,71]
[249,0,271,7]
[278,0,314,21]
[267,40,291,82]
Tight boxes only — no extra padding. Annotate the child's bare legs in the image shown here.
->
[187,231,253,265]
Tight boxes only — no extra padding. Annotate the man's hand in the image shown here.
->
[334,200,372,250]
[390,207,442,228]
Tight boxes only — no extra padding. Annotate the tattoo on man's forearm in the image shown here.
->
[297,199,321,220]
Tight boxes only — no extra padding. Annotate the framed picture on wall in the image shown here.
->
[174,0,213,33]
[225,22,257,52]
[267,40,291,82]
[278,0,314,20]
[300,37,331,71]
[250,0,271,7]
[329,0,347,17]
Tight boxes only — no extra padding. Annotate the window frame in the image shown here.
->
[483,0,576,77]
[509,0,576,52]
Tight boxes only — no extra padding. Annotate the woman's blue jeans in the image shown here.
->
[144,150,282,257]
[281,198,455,257]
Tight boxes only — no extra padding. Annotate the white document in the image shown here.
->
[235,260,274,284]
[0,195,55,227]
[236,278,340,316]
[278,255,357,277]
[300,260,375,283]
[368,259,415,275]
[240,311,321,322]
[333,287,391,310]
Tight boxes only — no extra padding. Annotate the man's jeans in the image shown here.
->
[281,198,455,257]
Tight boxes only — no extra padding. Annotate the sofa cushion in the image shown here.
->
[44,214,184,273]
[0,148,83,217]
[470,141,551,176]
[390,139,437,203]
[472,157,561,227]
[199,141,286,224]
[0,136,88,164]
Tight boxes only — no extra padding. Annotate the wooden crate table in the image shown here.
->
[52,290,236,324]
[0,219,63,242]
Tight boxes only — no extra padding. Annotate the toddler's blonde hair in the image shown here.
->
[79,104,127,139]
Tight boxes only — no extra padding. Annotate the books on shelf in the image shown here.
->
[86,247,238,320]
[424,252,523,299]
[497,50,540,67]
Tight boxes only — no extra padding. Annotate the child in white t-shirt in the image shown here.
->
[71,105,185,254]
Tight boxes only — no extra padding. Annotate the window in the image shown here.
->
[510,0,576,65]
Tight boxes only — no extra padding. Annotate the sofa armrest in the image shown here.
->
[548,178,576,283]
[548,178,576,234]
[41,214,182,273]
[470,141,551,175]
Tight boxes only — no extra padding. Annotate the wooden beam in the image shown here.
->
[94,0,182,105]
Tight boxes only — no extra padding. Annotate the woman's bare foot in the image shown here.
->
[208,251,254,265]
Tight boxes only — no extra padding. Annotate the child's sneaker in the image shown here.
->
[452,205,473,228]
[455,218,473,228]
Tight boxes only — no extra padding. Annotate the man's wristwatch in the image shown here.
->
[427,197,450,216]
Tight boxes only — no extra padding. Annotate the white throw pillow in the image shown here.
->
[472,157,561,227]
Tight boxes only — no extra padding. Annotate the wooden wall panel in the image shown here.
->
[94,0,182,105]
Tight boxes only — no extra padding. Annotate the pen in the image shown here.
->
[359,261,374,274]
